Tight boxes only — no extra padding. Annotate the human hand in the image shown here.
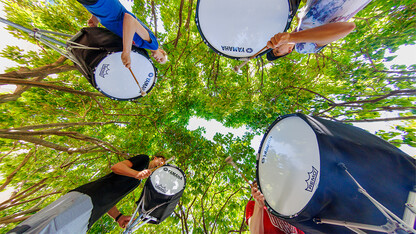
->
[87,15,99,27]
[267,32,291,49]
[151,49,167,64]
[136,169,151,180]
[121,51,131,68]
[117,215,131,229]
[251,182,265,207]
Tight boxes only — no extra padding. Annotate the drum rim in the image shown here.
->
[92,48,158,101]
[195,0,295,60]
[256,113,320,219]
[150,164,187,194]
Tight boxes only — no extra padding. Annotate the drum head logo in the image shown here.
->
[305,166,318,192]
[221,46,253,54]
[261,137,272,164]
[155,183,167,193]
[99,64,110,78]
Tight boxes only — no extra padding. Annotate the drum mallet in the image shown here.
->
[225,156,253,188]
[233,46,268,72]
[128,67,147,96]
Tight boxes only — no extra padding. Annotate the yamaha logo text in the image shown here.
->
[142,73,153,90]
[167,169,183,181]
[261,136,272,164]
[305,166,318,192]
[221,46,253,53]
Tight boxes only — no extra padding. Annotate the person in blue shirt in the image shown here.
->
[77,0,167,67]
[266,0,372,61]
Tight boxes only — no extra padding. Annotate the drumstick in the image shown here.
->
[128,67,147,96]
[225,156,253,188]
[233,46,268,72]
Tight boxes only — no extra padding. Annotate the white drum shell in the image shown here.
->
[196,0,290,59]
[258,116,320,217]
[150,165,186,196]
[93,51,156,100]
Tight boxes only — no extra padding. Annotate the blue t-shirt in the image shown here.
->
[83,0,158,50]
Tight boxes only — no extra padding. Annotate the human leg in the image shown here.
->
[7,191,93,234]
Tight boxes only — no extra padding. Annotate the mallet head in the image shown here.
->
[225,156,233,164]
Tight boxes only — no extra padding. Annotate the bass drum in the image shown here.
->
[256,113,416,233]
[196,0,297,60]
[138,164,186,224]
[69,27,157,101]
[93,49,156,101]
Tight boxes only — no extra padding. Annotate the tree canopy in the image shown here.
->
[0,0,415,233]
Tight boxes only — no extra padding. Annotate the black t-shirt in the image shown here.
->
[72,155,149,228]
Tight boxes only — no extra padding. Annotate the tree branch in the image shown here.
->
[0,150,34,191]
[0,134,105,154]
[4,121,129,131]
[0,56,72,79]
[173,0,185,47]
[210,186,244,234]
[0,77,104,101]
[340,116,416,122]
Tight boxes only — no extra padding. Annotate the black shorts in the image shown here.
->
[77,0,98,5]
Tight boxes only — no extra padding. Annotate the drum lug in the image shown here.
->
[313,218,321,224]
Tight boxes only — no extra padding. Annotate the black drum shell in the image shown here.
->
[256,113,416,233]
[137,165,186,224]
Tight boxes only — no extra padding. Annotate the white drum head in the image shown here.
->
[257,115,320,217]
[93,51,156,100]
[196,0,289,59]
[151,165,186,196]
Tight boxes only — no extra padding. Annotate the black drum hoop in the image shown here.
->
[195,0,297,60]
[92,46,158,101]
[255,113,319,219]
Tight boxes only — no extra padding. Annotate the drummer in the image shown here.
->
[76,0,167,67]
[246,182,304,234]
[266,0,372,60]
[8,155,165,233]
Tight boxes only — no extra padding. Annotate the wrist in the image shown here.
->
[254,199,264,208]
[289,31,303,44]
[286,32,294,44]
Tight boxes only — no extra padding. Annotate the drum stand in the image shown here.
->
[122,197,168,234]
[0,17,99,78]
[313,163,416,234]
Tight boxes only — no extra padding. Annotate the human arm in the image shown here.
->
[110,159,151,180]
[248,184,265,234]
[121,13,152,68]
[267,22,356,48]
[107,206,131,228]
[87,15,100,27]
